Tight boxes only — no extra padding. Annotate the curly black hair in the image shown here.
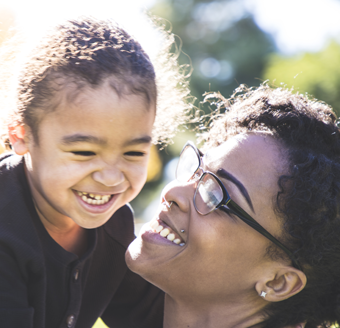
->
[11,17,156,143]
[200,84,340,328]
[0,16,192,146]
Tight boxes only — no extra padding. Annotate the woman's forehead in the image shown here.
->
[204,134,283,184]
[204,134,249,164]
[203,134,284,235]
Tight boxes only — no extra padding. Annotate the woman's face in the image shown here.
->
[126,133,287,302]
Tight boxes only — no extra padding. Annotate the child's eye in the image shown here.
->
[71,151,96,156]
[125,151,145,157]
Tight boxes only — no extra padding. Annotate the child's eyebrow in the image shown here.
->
[61,134,152,146]
[123,136,152,146]
[61,134,107,145]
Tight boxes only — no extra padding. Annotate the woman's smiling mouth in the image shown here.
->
[148,220,186,246]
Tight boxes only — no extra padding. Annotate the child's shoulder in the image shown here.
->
[0,152,26,198]
[0,153,37,235]
[0,153,43,270]
[0,152,23,172]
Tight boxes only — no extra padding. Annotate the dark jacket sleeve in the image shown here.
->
[0,244,34,328]
[0,155,45,328]
[101,267,164,328]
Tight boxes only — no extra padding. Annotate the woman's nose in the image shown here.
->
[92,164,125,187]
[161,179,195,213]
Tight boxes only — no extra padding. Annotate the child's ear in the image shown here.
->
[8,125,29,155]
[255,265,306,302]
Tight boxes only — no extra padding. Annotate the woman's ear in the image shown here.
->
[255,265,306,302]
[8,125,29,155]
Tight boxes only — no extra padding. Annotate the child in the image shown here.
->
[0,17,189,328]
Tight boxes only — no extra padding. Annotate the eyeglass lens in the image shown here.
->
[176,145,200,182]
[177,145,224,215]
[176,143,302,270]
[195,175,224,214]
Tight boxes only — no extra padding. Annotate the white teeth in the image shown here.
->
[160,228,170,237]
[153,223,184,246]
[78,191,111,205]
[167,233,175,241]
[155,225,164,233]
[150,221,159,230]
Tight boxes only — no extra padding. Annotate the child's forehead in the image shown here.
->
[32,88,156,151]
[36,78,155,134]
[31,75,156,146]
[59,77,155,111]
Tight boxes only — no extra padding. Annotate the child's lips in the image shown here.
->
[75,190,113,205]
[73,190,121,213]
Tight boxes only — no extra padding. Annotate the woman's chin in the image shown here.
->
[125,238,143,271]
[125,222,150,267]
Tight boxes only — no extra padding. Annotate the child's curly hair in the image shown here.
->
[200,84,340,328]
[0,16,191,146]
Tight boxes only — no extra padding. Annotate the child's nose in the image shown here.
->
[92,164,125,187]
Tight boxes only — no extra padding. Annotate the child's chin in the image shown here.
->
[74,216,110,229]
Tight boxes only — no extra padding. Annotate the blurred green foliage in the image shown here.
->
[93,318,108,328]
[151,0,276,111]
[134,0,340,218]
[132,0,280,219]
[264,41,340,117]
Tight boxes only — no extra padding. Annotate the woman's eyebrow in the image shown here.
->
[216,168,254,213]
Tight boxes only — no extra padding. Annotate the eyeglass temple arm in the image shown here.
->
[220,201,302,271]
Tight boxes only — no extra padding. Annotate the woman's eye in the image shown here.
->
[71,151,95,156]
[125,151,145,157]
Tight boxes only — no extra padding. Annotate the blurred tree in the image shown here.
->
[130,0,279,220]
[151,0,277,110]
[263,41,340,117]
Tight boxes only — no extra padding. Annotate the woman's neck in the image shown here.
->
[163,293,267,328]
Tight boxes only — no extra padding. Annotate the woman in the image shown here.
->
[126,85,340,328]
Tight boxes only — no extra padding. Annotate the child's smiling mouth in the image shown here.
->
[76,191,113,205]
[72,189,122,214]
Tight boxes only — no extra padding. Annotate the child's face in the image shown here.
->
[19,81,155,229]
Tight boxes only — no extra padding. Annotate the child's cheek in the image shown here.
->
[131,162,149,190]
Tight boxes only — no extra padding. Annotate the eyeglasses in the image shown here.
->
[176,141,302,271]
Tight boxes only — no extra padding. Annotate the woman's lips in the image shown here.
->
[141,219,185,246]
